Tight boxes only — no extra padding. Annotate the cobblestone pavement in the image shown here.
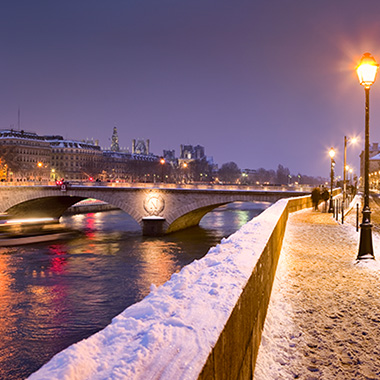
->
[254,204,380,380]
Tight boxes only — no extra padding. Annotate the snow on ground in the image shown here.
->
[28,199,290,380]
[254,207,380,380]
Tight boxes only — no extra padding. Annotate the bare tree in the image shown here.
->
[218,162,241,183]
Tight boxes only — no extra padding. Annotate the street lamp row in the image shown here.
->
[328,53,378,260]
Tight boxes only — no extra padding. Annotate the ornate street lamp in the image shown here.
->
[356,52,379,260]
[328,147,335,213]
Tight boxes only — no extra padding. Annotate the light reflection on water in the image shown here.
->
[0,201,270,380]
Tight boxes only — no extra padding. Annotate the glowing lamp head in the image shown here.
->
[160,158,165,165]
[356,52,379,88]
[329,147,335,159]
[183,162,188,168]
[37,162,43,167]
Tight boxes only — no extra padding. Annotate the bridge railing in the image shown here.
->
[0,180,314,192]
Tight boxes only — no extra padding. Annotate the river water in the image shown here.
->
[0,201,270,379]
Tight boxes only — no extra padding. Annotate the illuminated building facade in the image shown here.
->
[46,136,103,181]
[0,129,51,181]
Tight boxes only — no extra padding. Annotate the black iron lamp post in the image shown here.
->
[343,136,357,202]
[356,52,379,260]
[328,147,335,213]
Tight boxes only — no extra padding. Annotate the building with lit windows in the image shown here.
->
[46,136,103,181]
[0,129,51,181]
[360,142,380,187]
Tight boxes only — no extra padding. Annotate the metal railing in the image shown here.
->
[332,194,355,224]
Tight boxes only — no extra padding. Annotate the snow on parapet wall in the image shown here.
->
[29,198,290,380]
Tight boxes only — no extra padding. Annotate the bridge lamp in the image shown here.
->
[328,148,335,213]
[356,52,378,260]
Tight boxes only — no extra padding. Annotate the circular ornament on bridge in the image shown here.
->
[143,193,165,216]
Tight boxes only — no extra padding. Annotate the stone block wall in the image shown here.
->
[197,194,314,380]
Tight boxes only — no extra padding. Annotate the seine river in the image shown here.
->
[0,201,270,379]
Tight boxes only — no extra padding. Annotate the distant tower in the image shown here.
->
[132,139,149,155]
[111,126,120,152]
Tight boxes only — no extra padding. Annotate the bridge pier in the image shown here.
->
[142,217,166,236]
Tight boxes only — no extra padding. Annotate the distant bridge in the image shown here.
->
[0,183,311,235]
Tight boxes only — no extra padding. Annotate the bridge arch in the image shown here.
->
[164,195,273,234]
[3,192,142,227]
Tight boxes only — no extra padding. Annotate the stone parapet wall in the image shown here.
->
[198,194,314,380]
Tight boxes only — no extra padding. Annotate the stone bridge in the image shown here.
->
[0,184,310,235]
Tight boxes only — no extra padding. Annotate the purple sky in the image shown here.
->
[1,1,380,177]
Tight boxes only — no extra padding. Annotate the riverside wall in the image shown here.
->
[198,194,314,380]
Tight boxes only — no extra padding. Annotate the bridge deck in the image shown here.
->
[255,208,380,379]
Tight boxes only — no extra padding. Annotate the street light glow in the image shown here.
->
[356,52,379,88]
[329,147,335,158]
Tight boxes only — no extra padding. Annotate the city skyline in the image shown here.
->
[1,1,380,177]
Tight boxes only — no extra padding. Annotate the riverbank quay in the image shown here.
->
[28,194,315,380]
[254,208,380,379]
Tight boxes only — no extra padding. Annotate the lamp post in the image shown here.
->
[356,52,379,260]
[182,162,188,183]
[160,157,165,183]
[328,147,335,213]
[343,137,357,202]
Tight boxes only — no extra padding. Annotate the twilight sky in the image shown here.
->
[1,0,380,177]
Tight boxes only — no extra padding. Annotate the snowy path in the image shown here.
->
[254,209,380,380]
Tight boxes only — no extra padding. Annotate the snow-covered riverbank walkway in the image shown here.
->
[254,208,380,380]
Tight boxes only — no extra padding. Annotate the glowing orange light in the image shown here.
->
[329,147,335,159]
[37,162,43,167]
[160,158,165,165]
[356,52,379,88]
